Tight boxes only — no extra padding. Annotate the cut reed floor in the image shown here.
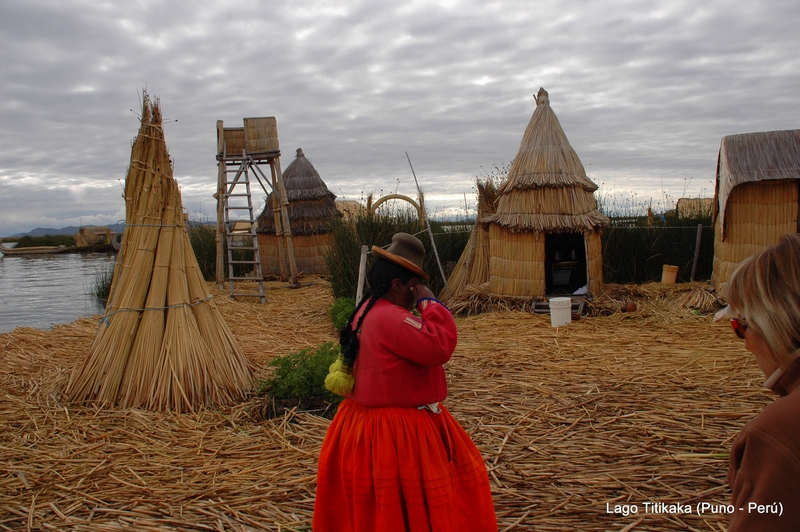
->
[0,279,770,531]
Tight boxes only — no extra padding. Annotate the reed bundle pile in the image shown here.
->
[64,95,252,413]
[443,179,497,305]
[589,282,725,318]
[1,280,772,530]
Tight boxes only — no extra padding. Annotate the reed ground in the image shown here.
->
[0,278,770,531]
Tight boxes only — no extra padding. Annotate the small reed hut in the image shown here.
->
[73,226,115,248]
[711,129,800,297]
[483,88,608,299]
[257,148,342,276]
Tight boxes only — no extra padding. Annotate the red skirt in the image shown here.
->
[313,399,497,532]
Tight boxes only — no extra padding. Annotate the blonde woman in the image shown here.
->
[726,232,800,530]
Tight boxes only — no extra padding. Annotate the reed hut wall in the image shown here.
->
[488,225,545,297]
[243,117,279,154]
[712,179,798,297]
[258,232,332,276]
[220,128,245,156]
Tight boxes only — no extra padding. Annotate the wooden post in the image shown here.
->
[273,157,299,285]
[690,224,703,281]
[215,120,226,289]
[269,160,288,282]
[356,245,369,303]
[405,152,450,300]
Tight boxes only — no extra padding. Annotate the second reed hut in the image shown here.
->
[257,148,341,276]
[483,88,608,299]
[711,129,800,297]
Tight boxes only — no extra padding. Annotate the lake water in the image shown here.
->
[0,248,116,333]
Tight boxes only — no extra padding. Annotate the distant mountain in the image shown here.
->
[9,224,125,238]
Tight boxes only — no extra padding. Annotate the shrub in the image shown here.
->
[329,297,356,330]
[187,222,218,281]
[92,261,116,303]
[323,210,470,300]
[262,342,342,406]
[16,234,74,248]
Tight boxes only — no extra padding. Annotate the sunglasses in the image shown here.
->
[730,318,749,339]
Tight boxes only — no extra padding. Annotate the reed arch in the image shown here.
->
[368,193,425,223]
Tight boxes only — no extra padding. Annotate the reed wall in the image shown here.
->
[243,117,279,153]
[712,180,799,297]
[258,233,332,276]
[488,225,545,297]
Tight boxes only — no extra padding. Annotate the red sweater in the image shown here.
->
[728,358,800,531]
[347,298,458,408]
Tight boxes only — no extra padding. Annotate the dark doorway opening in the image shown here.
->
[545,232,588,295]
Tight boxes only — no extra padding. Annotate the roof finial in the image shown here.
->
[296,148,304,157]
[536,87,549,106]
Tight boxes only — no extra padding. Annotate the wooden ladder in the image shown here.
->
[222,155,267,303]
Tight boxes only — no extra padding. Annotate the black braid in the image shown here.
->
[338,258,416,367]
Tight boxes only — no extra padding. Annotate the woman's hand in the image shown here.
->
[410,283,435,302]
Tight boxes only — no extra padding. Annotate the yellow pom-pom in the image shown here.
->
[325,356,354,395]
[325,370,355,396]
[328,357,344,374]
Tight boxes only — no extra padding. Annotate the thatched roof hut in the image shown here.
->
[477,88,607,301]
[73,226,115,248]
[711,129,800,297]
[257,148,342,276]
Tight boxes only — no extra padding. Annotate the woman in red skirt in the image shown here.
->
[314,233,497,532]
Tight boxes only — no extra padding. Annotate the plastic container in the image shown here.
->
[549,297,572,327]
[661,264,679,284]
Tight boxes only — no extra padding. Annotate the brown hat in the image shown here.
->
[371,233,429,280]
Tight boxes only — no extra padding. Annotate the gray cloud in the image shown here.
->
[1,0,798,235]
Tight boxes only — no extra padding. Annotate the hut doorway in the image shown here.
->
[545,232,588,295]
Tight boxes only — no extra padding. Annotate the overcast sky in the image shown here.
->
[1,0,798,236]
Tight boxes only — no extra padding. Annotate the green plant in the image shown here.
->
[187,222,218,281]
[91,261,116,303]
[15,234,74,248]
[90,261,116,303]
[329,297,356,330]
[262,342,342,405]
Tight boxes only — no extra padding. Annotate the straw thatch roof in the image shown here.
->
[485,88,608,233]
[257,148,341,236]
[714,129,800,240]
[335,199,365,221]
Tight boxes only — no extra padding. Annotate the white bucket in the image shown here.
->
[549,297,572,327]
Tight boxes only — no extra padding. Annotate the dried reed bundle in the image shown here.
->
[65,94,253,413]
[664,287,720,311]
[444,179,497,304]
